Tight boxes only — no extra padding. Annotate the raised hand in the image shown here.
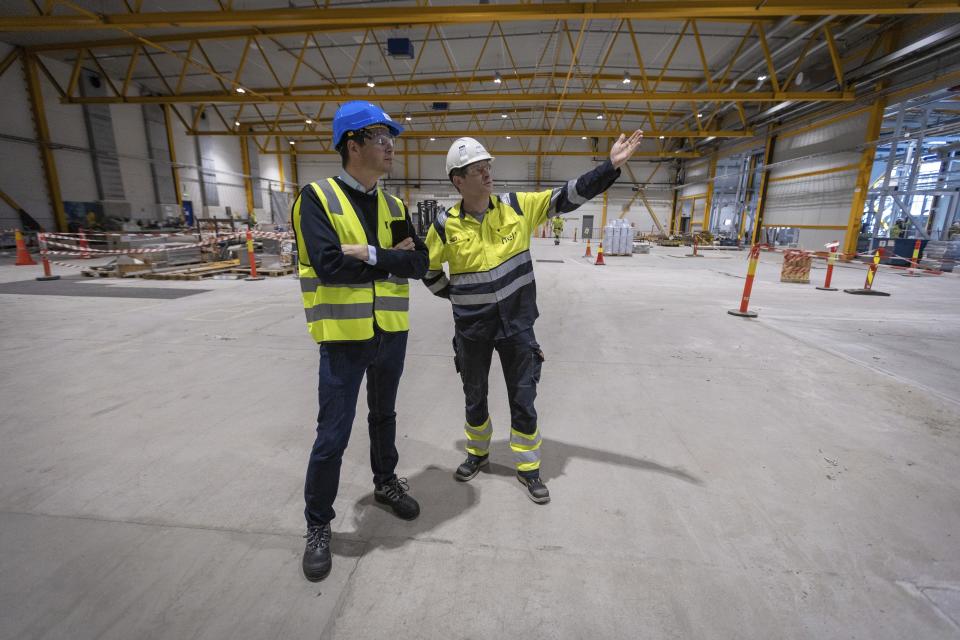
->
[610,129,644,169]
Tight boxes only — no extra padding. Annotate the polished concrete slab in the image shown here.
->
[1,239,958,639]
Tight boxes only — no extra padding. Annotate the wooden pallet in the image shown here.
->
[228,265,295,277]
[140,260,241,280]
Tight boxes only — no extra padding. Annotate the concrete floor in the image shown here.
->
[1,239,959,639]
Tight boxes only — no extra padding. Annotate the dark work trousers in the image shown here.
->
[304,330,408,526]
[454,327,543,440]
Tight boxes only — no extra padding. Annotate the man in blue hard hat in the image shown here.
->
[292,100,428,582]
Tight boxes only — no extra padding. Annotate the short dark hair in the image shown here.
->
[337,131,367,168]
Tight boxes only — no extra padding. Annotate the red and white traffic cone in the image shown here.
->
[583,238,592,258]
[14,229,36,266]
[728,244,761,318]
[594,242,606,266]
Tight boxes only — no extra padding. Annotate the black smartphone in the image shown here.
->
[389,219,413,246]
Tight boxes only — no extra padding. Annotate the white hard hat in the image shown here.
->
[445,137,495,175]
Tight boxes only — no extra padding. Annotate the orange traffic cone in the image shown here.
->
[583,239,592,258]
[14,229,36,266]
[594,243,606,266]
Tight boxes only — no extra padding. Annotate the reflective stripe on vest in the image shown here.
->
[293,178,410,343]
[436,195,537,312]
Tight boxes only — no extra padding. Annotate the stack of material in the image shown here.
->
[109,235,203,268]
[602,219,634,256]
[920,240,959,272]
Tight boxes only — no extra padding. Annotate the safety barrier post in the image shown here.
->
[35,233,60,281]
[573,228,577,242]
[816,243,838,291]
[244,228,264,281]
[78,229,91,259]
[902,240,922,277]
[14,229,36,266]
[844,248,889,296]
[685,234,704,258]
[728,244,761,318]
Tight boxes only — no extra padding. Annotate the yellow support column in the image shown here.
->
[600,190,609,233]
[843,98,886,257]
[702,154,718,233]
[739,153,758,243]
[23,51,67,232]
[162,104,184,219]
[239,132,255,217]
[403,139,410,206]
[290,146,299,193]
[751,134,776,246]
[276,137,285,193]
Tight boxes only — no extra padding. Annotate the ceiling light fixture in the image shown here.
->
[622,71,631,84]
[429,137,436,141]
[493,71,502,84]
[501,113,508,119]
[305,118,312,124]
[289,140,295,145]
[596,114,604,120]
[659,135,665,140]
[505,136,511,139]
[404,112,412,121]
[235,87,246,94]
[234,120,240,127]
[366,76,376,88]
[581,136,588,140]
[757,75,768,82]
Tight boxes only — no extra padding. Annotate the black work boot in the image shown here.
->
[374,477,420,521]
[517,472,550,504]
[454,453,489,482]
[302,523,332,582]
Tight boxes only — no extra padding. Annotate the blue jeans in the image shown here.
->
[304,331,408,526]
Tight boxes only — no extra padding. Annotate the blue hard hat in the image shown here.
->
[332,101,403,149]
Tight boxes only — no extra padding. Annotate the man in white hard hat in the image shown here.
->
[423,131,643,503]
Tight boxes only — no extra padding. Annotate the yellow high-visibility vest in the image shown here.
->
[292,178,409,343]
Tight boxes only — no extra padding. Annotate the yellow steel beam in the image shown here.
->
[0,47,21,78]
[22,15,862,53]
[6,2,955,32]
[266,106,687,127]
[197,128,752,138]
[767,163,859,182]
[23,51,67,232]
[276,137,285,193]
[162,104,184,218]
[750,134,776,245]
[702,155,718,231]
[63,90,855,105]
[242,71,703,95]
[738,153,757,242]
[844,98,885,256]
[239,132,255,216]
[275,149,701,158]
[291,147,299,193]
[823,24,846,88]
